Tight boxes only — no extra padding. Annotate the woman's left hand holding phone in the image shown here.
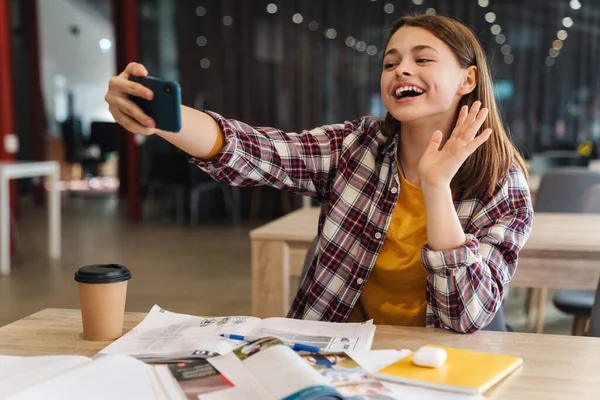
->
[105,62,226,158]
[105,62,158,135]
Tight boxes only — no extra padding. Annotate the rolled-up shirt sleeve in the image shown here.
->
[188,111,373,201]
[421,169,533,333]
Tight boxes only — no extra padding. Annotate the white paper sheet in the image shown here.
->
[0,355,91,397]
[5,355,158,400]
[346,349,412,373]
[99,305,377,361]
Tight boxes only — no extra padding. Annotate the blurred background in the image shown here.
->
[1,0,599,335]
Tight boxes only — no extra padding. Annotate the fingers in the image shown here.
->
[463,107,488,141]
[454,105,469,130]
[114,96,155,128]
[458,101,481,135]
[452,102,479,139]
[465,101,482,126]
[108,76,154,100]
[106,62,156,135]
[454,101,488,141]
[123,62,148,78]
[110,107,156,135]
[425,130,444,153]
[466,128,492,153]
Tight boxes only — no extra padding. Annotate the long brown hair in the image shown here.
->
[382,14,528,198]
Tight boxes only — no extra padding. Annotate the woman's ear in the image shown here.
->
[457,66,478,95]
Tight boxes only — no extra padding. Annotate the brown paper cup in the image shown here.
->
[74,264,131,341]
[78,280,128,341]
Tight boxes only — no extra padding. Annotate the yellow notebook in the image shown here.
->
[375,344,523,394]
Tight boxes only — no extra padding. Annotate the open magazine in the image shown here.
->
[99,305,376,362]
[199,337,398,400]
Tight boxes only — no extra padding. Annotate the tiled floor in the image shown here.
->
[0,195,575,335]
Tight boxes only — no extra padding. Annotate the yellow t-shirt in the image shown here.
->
[349,170,428,326]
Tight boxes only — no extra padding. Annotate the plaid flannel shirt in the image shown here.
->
[191,111,534,333]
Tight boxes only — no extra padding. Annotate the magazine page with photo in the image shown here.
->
[205,337,345,400]
[204,337,400,400]
[153,358,233,400]
[301,352,396,399]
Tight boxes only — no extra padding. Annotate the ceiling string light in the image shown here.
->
[544,4,581,67]
[481,2,515,64]
[197,1,441,69]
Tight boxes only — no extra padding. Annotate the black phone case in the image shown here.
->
[128,76,182,132]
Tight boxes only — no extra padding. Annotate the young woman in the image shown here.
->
[105,14,533,333]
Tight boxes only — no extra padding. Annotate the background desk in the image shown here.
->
[0,161,61,274]
[1,308,599,400]
[250,208,600,320]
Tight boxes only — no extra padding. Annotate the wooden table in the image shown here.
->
[0,161,61,275]
[250,207,600,319]
[1,308,599,399]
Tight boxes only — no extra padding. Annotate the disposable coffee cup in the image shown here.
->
[74,264,131,341]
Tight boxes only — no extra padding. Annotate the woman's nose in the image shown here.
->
[395,65,412,77]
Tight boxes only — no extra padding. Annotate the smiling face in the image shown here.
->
[380,26,476,125]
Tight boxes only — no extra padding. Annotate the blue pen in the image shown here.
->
[220,333,321,353]
[220,333,246,341]
[290,343,321,353]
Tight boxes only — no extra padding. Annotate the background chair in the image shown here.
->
[189,165,242,225]
[146,151,189,224]
[61,120,118,180]
[529,151,589,177]
[534,167,600,213]
[142,139,243,225]
[527,168,600,333]
[61,116,100,179]
[89,121,118,159]
[552,184,600,335]
[298,236,509,331]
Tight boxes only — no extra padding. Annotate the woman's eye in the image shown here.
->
[384,63,397,69]
[416,58,431,64]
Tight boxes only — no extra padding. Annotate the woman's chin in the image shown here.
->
[387,111,426,123]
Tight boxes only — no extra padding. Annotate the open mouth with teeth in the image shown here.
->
[394,86,426,100]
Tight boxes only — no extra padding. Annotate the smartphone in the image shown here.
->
[128,75,182,132]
